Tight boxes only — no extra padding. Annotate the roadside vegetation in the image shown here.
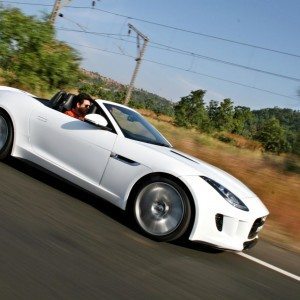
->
[0,7,83,95]
[1,7,299,252]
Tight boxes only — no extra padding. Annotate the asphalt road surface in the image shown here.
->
[0,158,299,299]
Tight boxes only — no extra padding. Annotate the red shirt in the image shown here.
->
[64,109,84,120]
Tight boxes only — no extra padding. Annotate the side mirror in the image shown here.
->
[84,114,108,128]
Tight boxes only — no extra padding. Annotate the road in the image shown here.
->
[0,158,299,299]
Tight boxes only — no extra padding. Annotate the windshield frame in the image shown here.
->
[102,102,172,147]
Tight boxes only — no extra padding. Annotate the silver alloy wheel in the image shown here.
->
[0,115,8,150]
[135,182,185,236]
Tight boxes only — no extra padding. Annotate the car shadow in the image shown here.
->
[4,157,222,255]
[171,240,224,254]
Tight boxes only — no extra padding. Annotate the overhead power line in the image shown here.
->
[58,28,300,82]
[2,0,300,59]
[1,1,53,7]
[57,28,130,37]
[69,42,135,58]
[68,42,298,101]
[143,58,299,100]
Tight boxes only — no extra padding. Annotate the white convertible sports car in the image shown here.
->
[0,86,268,251]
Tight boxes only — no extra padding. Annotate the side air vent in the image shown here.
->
[110,153,140,166]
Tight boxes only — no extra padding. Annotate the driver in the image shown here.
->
[64,93,93,121]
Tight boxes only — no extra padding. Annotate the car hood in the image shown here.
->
[136,142,258,199]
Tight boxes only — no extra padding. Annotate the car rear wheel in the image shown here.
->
[0,110,13,160]
[133,177,192,242]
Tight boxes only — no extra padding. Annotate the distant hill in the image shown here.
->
[80,68,175,116]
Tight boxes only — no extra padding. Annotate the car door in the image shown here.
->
[29,105,117,185]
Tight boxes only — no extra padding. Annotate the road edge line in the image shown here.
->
[237,252,300,282]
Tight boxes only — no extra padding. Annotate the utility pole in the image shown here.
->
[124,23,149,106]
[49,0,62,25]
[49,0,72,25]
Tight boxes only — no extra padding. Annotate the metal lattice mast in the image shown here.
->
[124,24,149,106]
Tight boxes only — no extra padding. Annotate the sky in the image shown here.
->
[1,0,300,110]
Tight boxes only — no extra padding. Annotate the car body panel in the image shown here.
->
[30,106,117,184]
[0,86,269,251]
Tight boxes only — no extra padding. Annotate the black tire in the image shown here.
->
[132,176,192,242]
[0,110,13,160]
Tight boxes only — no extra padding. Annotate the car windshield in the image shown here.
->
[104,103,171,147]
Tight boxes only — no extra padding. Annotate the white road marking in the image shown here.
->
[237,252,300,282]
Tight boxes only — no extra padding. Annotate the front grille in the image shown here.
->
[248,217,266,239]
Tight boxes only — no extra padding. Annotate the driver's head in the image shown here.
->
[73,93,93,116]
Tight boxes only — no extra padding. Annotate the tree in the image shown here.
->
[292,131,300,155]
[0,7,81,93]
[214,98,234,132]
[174,90,210,131]
[232,106,254,136]
[255,117,289,154]
[252,107,300,154]
[206,100,219,131]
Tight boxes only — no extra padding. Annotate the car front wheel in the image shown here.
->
[133,177,192,242]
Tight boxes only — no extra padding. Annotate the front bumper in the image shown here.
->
[191,214,266,251]
[179,175,269,251]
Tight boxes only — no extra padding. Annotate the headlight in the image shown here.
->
[200,176,249,211]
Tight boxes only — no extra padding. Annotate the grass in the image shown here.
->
[140,111,300,253]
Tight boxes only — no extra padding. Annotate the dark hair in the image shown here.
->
[73,93,93,107]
